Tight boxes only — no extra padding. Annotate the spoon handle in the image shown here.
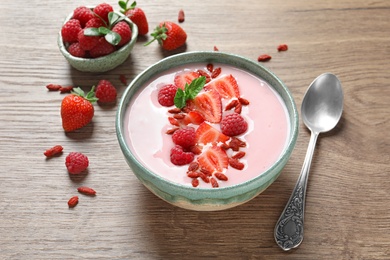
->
[274,131,319,251]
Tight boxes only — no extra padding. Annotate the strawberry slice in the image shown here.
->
[197,145,229,173]
[204,74,240,99]
[195,122,229,145]
[183,111,205,125]
[174,71,200,89]
[187,90,222,123]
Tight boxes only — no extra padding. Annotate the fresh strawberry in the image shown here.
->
[197,145,229,173]
[61,87,98,132]
[158,84,178,107]
[183,111,205,125]
[186,90,222,123]
[195,122,229,145]
[220,113,248,136]
[111,21,132,46]
[61,19,82,43]
[89,37,116,58]
[174,71,200,89]
[73,6,95,27]
[204,74,240,99]
[95,80,117,103]
[119,0,149,36]
[78,29,100,51]
[67,42,87,58]
[93,3,114,24]
[145,21,187,51]
[172,127,196,148]
[170,145,194,165]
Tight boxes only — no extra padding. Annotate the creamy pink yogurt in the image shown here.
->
[124,63,290,188]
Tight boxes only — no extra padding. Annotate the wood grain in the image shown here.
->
[0,0,389,259]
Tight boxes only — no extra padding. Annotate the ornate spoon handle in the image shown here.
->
[274,131,319,251]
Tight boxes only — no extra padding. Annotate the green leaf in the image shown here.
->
[105,31,121,46]
[185,76,206,100]
[174,88,186,109]
[98,27,111,35]
[108,12,120,27]
[118,0,127,11]
[84,28,102,36]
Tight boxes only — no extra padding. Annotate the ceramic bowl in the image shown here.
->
[57,8,138,73]
[116,51,299,211]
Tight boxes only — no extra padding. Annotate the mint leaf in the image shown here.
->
[105,31,121,46]
[84,28,102,36]
[174,76,206,109]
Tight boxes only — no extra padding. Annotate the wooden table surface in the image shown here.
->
[1,0,389,259]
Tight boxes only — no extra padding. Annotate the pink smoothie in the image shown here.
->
[124,63,290,188]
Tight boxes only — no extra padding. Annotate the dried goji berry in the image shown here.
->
[166,127,179,135]
[211,67,221,78]
[168,117,180,126]
[178,9,185,23]
[229,158,245,170]
[187,171,200,178]
[77,186,96,196]
[68,196,79,208]
[225,99,239,111]
[59,86,74,93]
[46,84,62,91]
[192,178,199,187]
[234,102,242,114]
[119,74,127,85]
[188,161,199,172]
[213,46,219,51]
[168,108,182,114]
[257,54,272,62]
[232,151,246,159]
[214,172,228,181]
[277,44,288,52]
[210,177,219,188]
[206,63,214,73]
[238,97,250,106]
[44,145,64,157]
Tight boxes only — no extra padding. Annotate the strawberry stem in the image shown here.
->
[144,23,168,46]
[71,86,99,103]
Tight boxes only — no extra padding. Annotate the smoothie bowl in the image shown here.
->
[116,51,298,211]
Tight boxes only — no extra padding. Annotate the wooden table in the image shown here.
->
[1,0,389,259]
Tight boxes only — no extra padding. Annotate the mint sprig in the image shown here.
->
[83,12,125,46]
[174,76,206,109]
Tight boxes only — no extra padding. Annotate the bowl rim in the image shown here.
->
[116,51,299,199]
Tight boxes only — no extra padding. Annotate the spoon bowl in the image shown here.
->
[274,73,343,251]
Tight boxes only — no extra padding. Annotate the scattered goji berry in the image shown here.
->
[119,74,127,85]
[192,178,199,187]
[77,186,96,196]
[234,102,242,114]
[257,54,272,62]
[210,177,219,188]
[166,127,179,135]
[277,44,288,52]
[214,172,228,181]
[178,9,185,23]
[211,67,221,78]
[188,161,199,172]
[46,84,62,91]
[59,86,74,93]
[232,151,246,159]
[238,97,250,106]
[44,145,64,157]
[187,171,200,178]
[229,158,245,170]
[225,99,239,111]
[68,196,79,208]
[213,46,219,51]
[168,108,182,114]
[206,63,214,73]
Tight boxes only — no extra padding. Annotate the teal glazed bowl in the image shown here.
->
[58,8,138,73]
[116,51,299,211]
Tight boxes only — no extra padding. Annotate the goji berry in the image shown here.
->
[210,177,219,188]
[119,74,127,85]
[44,145,64,157]
[59,86,74,93]
[229,158,245,170]
[68,196,79,208]
[214,172,228,181]
[238,97,250,106]
[257,54,272,62]
[211,67,221,78]
[192,178,199,187]
[46,84,62,91]
[77,186,96,196]
[178,9,185,23]
[277,44,288,52]
[206,63,214,73]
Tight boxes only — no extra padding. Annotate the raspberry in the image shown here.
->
[172,127,196,148]
[73,6,95,27]
[93,3,114,24]
[61,19,82,43]
[89,37,115,58]
[170,145,195,165]
[220,113,248,136]
[158,84,178,107]
[65,152,89,174]
[95,79,117,103]
[111,21,132,47]
[85,17,106,28]
[78,29,100,51]
[68,42,87,58]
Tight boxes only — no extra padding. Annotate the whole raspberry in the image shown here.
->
[220,113,248,136]
[68,42,87,58]
[93,3,114,24]
[73,6,95,27]
[158,84,178,107]
[89,37,115,58]
[65,152,89,174]
[112,21,132,47]
[78,29,100,51]
[61,19,82,43]
[85,17,106,28]
[172,127,196,148]
[170,145,194,165]
[95,79,117,103]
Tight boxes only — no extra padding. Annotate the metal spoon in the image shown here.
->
[274,73,344,251]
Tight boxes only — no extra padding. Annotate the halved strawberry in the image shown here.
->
[183,111,205,125]
[174,71,200,89]
[187,90,222,123]
[197,145,229,173]
[195,122,229,145]
[204,74,240,99]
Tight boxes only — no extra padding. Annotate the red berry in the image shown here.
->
[89,37,115,58]
[65,152,89,174]
[73,6,94,27]
[93,3,113,24]
[85,17,106,28]
[220,113,248,136]
[170,145,194,165]
[172,127,196,148]
[121,1,149,35]
[68,196,79,208]
[61,19,82,43]
[111,21,132,47]
[95,79,117,103]
[68,42,87,58]
[158,84,178,107]
[78,29,100,51]
[44,145,64,157]
[77,186,96,195]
